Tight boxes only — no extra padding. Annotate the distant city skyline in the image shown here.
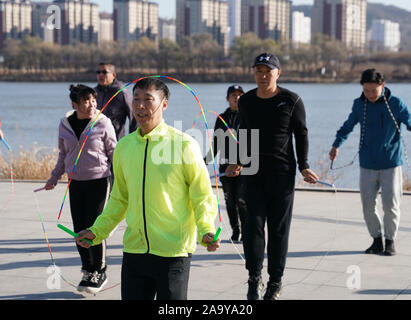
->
[92,0,410,17]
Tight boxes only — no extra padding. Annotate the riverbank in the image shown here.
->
[2,81,411,190]
[0,70,338,83]
[2,147,411,191]
[1,68,410,83]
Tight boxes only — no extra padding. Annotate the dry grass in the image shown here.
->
[296,144,341,188]
[0,145,66,181]
[296,157,341,188]
[1,144,411,191]
[298,155,411,191]
[403,173,411,191]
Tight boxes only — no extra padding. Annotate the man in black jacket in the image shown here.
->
[226,53,318,300]
[95,63,137,141]
[206,85,248,242]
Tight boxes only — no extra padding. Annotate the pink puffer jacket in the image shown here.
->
[47,110,117,185]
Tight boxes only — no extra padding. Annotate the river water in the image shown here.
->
[1,81,410,188]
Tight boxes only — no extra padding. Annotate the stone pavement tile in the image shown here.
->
[323,258,411,300]
[307,284,372,300]
[280,282,322,300]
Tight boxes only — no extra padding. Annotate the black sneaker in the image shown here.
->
[231,229,240,242]
[384,239,396,256]
[231,235,242,243]
[365,237,384,254]
[77,270,91,293]
[78,270,108,294]
[247,276,263,300]
[263,281,282,300]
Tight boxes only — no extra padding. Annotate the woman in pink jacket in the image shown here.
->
[45,84,117,294]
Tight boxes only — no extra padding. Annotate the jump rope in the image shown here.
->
[192,107,339,291]
[33,76,224,293]
[331,94,411,171]
[283,93,411,290]
[32,84,407,295]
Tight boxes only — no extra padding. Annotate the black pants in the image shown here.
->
[69,177,110,273]
[242,171,295,283]
[220,175,247,237]
[121,253,191,300]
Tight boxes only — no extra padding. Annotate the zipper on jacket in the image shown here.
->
[142,139,150,253]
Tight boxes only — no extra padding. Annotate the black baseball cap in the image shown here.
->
[226,85,244,97]
[252,53,281,70]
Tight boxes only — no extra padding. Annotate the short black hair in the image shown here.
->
[360,69,385,85]
[98,62,116,73]
[132,78,170,100]
[69,84,97,104]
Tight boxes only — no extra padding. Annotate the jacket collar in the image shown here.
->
[223,107,239,115]
[136,120,167,141]
[62,110,102,132]
[96,78,121,92]
[361,87,392,103]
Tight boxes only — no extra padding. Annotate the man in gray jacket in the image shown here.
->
[95,63,137,141]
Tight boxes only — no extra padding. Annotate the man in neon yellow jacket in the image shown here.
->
[76,78,220,300]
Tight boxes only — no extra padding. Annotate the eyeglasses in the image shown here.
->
[96,70,110,75]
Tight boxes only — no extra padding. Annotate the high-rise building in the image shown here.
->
[368,19,401,52]
[0,0,32,49]
[228,0,241,46]
[241,0,291,43]
[32,2,55,43]
[99,12,113,44]
[312,0,366,50]
[159,18,176,42]
[176,0,229,53]
[113,0,158,44]
[291,11,311,46]
[53,0,99,45]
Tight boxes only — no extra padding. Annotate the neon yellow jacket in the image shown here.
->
[89,120,218,257]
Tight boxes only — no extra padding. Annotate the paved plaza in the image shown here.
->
[1,181,411,300]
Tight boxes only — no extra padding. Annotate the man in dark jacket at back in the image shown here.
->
[95,63,137,141]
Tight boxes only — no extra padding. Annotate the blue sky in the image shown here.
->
[91,0,411,16]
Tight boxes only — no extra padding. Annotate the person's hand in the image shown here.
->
[329,147,338,161]
[225,164,243,177]
[75,229,96,248]
[301,168,318,184]
[44,181,56,190]
[202,233,220,252]
[0,129,3,140]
